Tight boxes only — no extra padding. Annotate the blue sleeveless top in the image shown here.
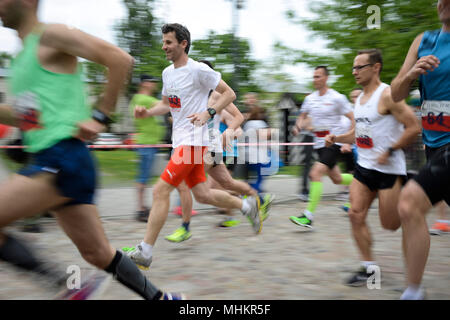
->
[418,29,450,148]
[219,121,238,157]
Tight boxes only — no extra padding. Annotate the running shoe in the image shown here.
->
[344,267,371,287]
[340,203,351,213]
[162,292,187,300]
[260,194,275,221]
[135,207,150,223]
[54,271,110,300]
[123,244,152,270]
[297,193,309,202]
[429,222,450,235]
[289,215,313,229]
[217,218,241,228]
[243,195,262,234]
[165,227,192,243]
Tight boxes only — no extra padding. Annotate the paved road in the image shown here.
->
[0,162,448,300]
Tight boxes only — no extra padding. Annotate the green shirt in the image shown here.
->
[8,29,90,153]
[129,94,165,145]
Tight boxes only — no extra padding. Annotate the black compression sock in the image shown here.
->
[105,250,162,300]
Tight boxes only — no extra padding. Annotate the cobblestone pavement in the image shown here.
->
[0,173,449,300]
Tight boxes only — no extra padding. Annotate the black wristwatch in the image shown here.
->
[207,107,217,118]
[92,109,112,125]
[387,147,395,156]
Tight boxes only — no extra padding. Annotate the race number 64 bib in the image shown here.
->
[421,100,450,132]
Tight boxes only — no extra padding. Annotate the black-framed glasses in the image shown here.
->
[352,64,374,72]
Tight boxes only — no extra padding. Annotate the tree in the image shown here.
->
[190,31,260,96]
[276,0,441,94]
[114,0,169,94]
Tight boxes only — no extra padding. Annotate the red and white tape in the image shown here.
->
[0,142,315,149]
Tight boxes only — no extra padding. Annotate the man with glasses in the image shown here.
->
[326,49,420,287]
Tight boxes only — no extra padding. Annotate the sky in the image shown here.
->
[0,0,330,90]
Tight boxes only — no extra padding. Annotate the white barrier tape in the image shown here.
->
[0,142,316,149]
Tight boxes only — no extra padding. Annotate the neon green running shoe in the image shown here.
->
[260,194,275,221]
[165,227,192,243]
[289,215,313,229]
[218,218,241,228]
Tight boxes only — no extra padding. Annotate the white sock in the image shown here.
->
[400,285,425,300]
[139,241,153,259]
[361,261,376,269]
[241,199,251,214]
[303,210,314,221]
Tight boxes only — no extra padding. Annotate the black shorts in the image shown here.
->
[208,152,224,168]
[340,151,355,173]
[317,144,341,169]
[354,163,404,192]
[413,143,450,206]
[223,155,237,172]
[18,138,97,206]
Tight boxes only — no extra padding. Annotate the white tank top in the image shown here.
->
[355,83,406,175]
[207,113,223,153]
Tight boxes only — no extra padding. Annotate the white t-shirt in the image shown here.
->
[162,58,221,148]
[301,89,353,149]
[243,120,270,164]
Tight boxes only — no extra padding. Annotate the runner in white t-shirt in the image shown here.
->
[123,24,263,270]
[164,61,274,242]
[290,66,355,229]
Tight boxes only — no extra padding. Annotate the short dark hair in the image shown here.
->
[140,74,159,83]
[358,49,383,74]
[161,23,191,54]
[315,66,329,76]
[199,60,214,70]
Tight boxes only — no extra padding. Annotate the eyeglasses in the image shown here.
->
[352,64,373,72]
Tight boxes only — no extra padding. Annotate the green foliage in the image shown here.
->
[190,31,260,95]
[279,0,441,94]
[114,0,169,95]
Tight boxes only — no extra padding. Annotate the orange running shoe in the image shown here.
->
[429,222,450,235]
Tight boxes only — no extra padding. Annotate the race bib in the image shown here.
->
[421,100,450,132]
[313,127,330,138]
[356,125,374,149]
[13,92,43,131]
[167,87,182,112]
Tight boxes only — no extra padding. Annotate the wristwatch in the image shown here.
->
[207,107,217,118]
[92,109,112,125]
[387,147,395,156]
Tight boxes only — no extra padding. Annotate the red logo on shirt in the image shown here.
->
[169,95,181,109]
[356,136,374,149]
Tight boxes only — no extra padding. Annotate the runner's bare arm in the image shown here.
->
[0,105,19,127]
[292,112,308,136]
[383,89,422,151]
[223,103,244,130]
[391,33,440,102]
[211,80,237,114]
[188,80,236,126]
[135,96,170,118]
[40,24,134,116]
